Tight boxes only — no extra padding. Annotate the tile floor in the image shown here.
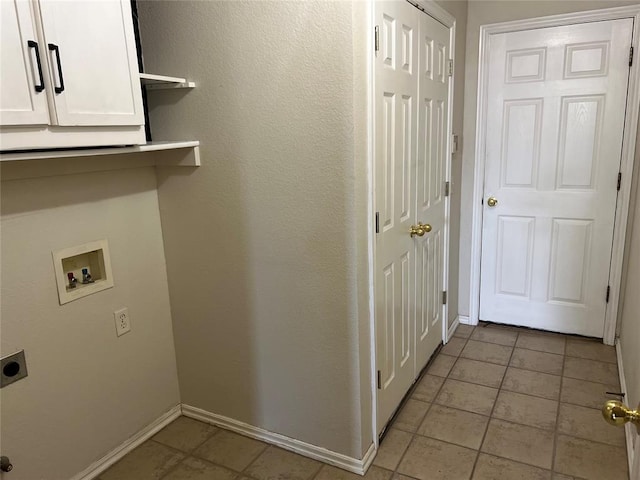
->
[99,322,628,480]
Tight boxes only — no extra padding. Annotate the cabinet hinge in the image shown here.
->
[448,59,454,77]
[606,285,611,303]
[442,291,447,305]
[377,370,382,389]
[617,172,622,191]
[445,182,450,197]
[630,46,634,67]
[375,212,380,234]
[375,25,380,53]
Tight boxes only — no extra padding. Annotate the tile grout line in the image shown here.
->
[178,428,258,478]
[468,328,519,479]
[388,328,474,477]
[238,443,271,479]
[155,420,235,480]
[149,440,192,480]
[306,456,325,480]
[173,427,266,479]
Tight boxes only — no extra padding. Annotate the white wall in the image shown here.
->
[0,165,180,480]
[458,0,640,317]
[138,0,373,459]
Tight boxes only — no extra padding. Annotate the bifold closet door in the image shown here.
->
[375,0,449,432]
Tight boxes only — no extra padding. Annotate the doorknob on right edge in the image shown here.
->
[602,400,640,434]
[487,196,498,207]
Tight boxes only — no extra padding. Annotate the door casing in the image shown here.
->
[368,0,457,444]
[468,5,640,345]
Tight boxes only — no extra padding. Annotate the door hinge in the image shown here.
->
[375,211,380,234]
[448,59,454,77]
[442,291,447,305]
[445,181,450,197]
[630,46,634,67]
[606,285,611,303]
[375,25,380,53]
[617,172,622,191]
[377,370,382,389]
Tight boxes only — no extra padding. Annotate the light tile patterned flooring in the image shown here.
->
[99,323,628,480]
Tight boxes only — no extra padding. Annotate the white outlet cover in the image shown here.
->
[114,307,131,337]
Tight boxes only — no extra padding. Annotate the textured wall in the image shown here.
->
[0,166,180,479]
[436,0,468,329]
[138,0,372,459]
[458,0,640,317]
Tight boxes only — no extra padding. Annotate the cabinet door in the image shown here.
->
[0,0,50,126]
[38,0,144,127]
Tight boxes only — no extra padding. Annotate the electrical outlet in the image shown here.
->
[114,307,131,337]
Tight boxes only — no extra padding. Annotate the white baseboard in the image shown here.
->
[70,404,181,480]
[457,315,471,325]
[360,442,376,474]
[446,316,460,342]
[182,404,375,475]
[615,339,635,474]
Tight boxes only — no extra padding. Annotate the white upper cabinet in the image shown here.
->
[0,0,146,151]
[0,0,50,126]
[38,0,144,126]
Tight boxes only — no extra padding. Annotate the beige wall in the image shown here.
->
[458,0,640,317]
[0,166,180,479]
[436,0,468,328]
[139,0,373,459]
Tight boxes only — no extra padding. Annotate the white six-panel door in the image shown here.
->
[375,0,449,431]
[480,19,634,337]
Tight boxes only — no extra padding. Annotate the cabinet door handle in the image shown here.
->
[48,43,65,94]
[27,40,45,92]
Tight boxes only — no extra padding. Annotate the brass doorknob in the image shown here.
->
[410,225,425,237]
[487,196,498,207]
[602,400,640,434]
[410,223,432,237]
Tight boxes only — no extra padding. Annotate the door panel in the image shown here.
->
[38,0,143,126]
[480,19,633,337]
[496,216,534,298]
[415,12,448,371]
[375,0,419,430]
[0,0,49,126]
[375,0,449,432]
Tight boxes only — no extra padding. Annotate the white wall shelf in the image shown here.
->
[0,141,200,166]
[140,73,196,90]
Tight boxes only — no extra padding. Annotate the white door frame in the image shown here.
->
[468,5,640,345]
[368,0,456,444]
